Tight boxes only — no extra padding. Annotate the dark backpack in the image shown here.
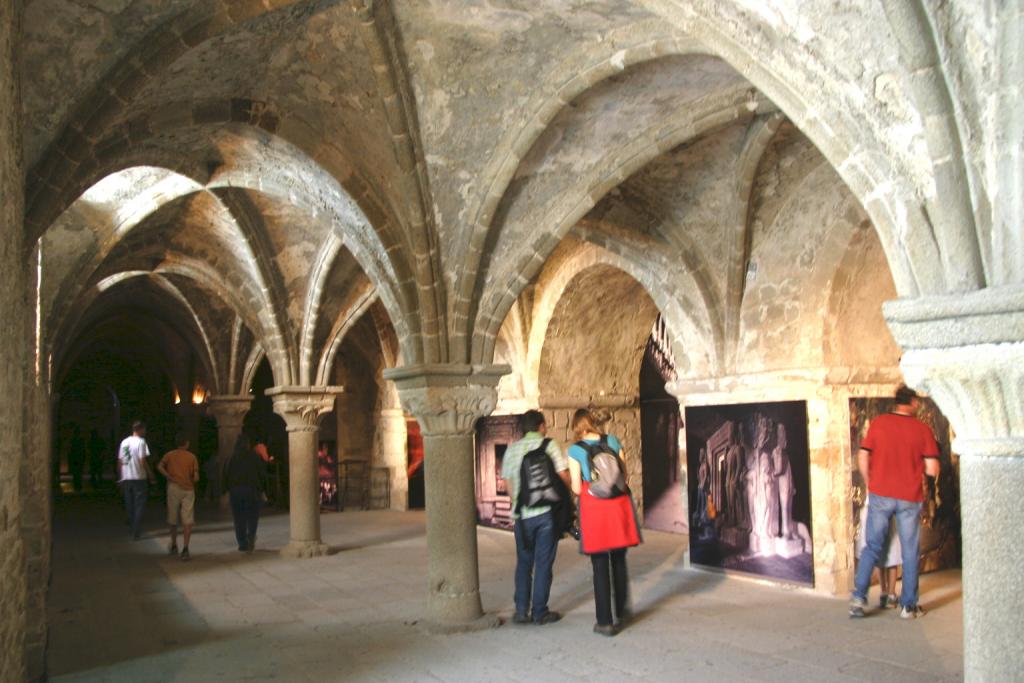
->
[579,435,626,499]
[516,439,575,537]
[516,438,561,511]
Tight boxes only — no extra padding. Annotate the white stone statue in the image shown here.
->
[773,423,795,540]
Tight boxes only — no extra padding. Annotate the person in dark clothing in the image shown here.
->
[224,434,265,553]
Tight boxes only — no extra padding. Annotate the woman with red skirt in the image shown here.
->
[567,409,642,636]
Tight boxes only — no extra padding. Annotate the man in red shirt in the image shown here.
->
[850,386,940,619]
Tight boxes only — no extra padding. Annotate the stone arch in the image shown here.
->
[450,28,702,360]
[41,175,294,386]
[33,119,420,365]
[672,3,976,292]
[471,74,760,365]
[52,275,218,403]
[524,237,714,404]
[315,282,379,387]
[26,0,310,229]
[734,160,886,373]
[461,12,984,369]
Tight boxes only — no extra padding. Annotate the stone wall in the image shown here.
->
[21,380,51,681]
[0,1,27,680]
[542,404,645,521]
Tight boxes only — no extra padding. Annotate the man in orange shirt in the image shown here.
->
[158,434,200,561]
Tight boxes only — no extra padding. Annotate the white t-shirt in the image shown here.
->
[118,435,150,481]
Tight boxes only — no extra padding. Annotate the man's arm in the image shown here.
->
[924,456,940,477]
[547,440,572,489]
[156,456,170,480]
[191,455,200,483]
[857,448,870,488]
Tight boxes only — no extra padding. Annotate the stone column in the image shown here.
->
[266,386,343,558]
[21,366,53,682]
[886,287,1024,682]
[378,408,409,511]
[205,396,252,500]
[383,364,507,630]
[1,1,28,679]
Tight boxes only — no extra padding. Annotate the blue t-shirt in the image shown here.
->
[568,434,623,482]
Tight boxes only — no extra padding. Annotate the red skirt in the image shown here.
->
[579,481,642,554]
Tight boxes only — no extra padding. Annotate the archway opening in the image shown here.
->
[638,315,684,534]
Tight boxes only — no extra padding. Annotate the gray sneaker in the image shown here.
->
[849,596,867,618]
[180,547,190,562]
[899,604,925,620]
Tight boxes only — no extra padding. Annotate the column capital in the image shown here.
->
[383,364,509,436]
[205,395,253,428]
[884,286,1024,458]
[266,385,344,432]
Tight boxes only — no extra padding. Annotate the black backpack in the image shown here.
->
[516,438,561,511]
[515,439,575,536]
[579,435,626,499]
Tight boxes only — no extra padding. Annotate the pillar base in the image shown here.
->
[418,612,502,635]
[280,540,329,558]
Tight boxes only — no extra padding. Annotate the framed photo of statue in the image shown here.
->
[684,400,814,585]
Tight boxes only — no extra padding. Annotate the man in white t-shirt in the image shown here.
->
[119,421,156,540]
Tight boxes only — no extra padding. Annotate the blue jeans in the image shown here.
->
[854,494,923,608]
[514,510,559,620]
[123,479,148,538]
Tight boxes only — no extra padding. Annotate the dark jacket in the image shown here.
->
[225,450,265,491]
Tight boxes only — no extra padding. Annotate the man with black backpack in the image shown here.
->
[499,410,570,625]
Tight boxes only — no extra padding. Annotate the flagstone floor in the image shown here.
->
[47,494,963,682]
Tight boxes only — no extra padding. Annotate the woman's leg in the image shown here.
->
[611,549,629,621]
[591,553,613,626]
[247,491,261,548]
[229,488,248,549]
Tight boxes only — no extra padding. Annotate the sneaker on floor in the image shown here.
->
[512,612,531,625]
[180,548,190,562]
[593,623,619,637]
[882,593,898,609]
[535,611,561,625]
[899,604,926,620]
[849,596,867,618]
[168,543,178,556]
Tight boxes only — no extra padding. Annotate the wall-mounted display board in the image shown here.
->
[685,400,814,585]
[474,415,522,531]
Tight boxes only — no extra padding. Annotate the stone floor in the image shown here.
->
[48,493,964,682]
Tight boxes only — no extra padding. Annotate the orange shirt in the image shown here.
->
[162,449,199,490]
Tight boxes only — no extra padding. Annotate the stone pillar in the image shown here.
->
[383,364,507,630]
[378,408,409,511]
[1,0,28,679]
[266,386,343,558]
[21,365,53,682]
[205,395,252,500]
[886,288,1024,682]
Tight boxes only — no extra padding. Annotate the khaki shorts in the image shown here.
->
[167,482,196,526]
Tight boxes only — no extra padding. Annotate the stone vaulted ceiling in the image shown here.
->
[23,0,1015,391]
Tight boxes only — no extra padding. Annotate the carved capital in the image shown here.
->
[206,395,253,430]
[266,385,344,432]
[885,287,1024,458]
[384,364,508,436]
